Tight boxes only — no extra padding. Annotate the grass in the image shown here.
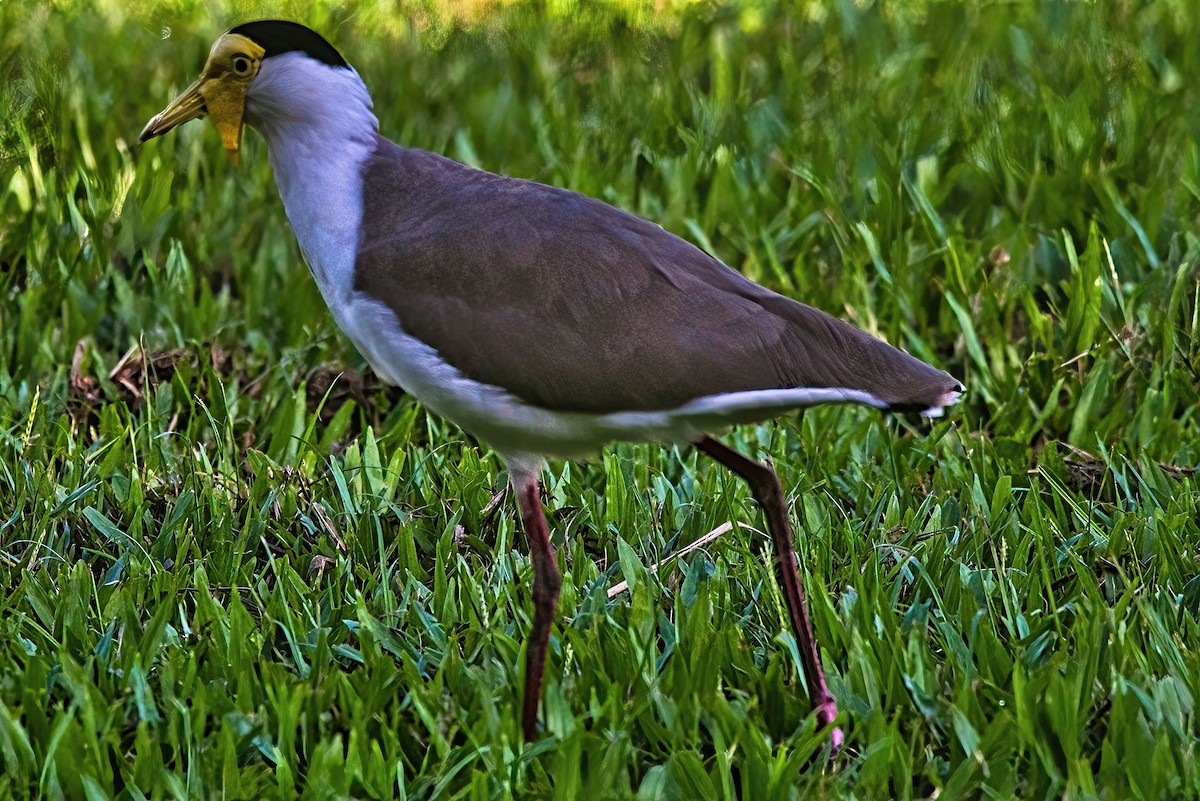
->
[2,0,1200,797]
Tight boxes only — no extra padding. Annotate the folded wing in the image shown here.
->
[354,136,962,416]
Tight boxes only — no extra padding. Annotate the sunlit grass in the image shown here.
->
[2,0,1199,798]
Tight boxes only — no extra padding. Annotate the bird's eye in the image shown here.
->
[232,56,252,75]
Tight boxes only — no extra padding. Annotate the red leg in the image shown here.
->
[511,467,562,742]
[696,436,843,755]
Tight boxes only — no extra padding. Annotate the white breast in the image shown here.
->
[246,53,375,319]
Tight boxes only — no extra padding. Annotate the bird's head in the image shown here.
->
[139,20,350,165]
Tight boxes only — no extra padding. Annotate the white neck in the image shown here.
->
[245,53,378,305]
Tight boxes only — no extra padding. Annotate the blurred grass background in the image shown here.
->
[2,0,1199,798]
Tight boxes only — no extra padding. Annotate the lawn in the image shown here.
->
[2,0,1199,798]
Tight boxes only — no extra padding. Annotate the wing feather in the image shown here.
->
[354,136,960,415]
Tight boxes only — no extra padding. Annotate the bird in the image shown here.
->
[140,20,963,753]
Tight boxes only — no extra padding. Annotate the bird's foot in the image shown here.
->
[826,725,845,759]
[814,700,844,759]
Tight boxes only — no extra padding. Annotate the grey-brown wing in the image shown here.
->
[353,138,957,414]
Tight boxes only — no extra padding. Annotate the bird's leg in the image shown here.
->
[511,469,562,742]
[695,435,844,754]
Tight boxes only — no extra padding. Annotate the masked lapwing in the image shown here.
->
[140,20,963,753]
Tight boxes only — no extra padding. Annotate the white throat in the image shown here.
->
[245,53,378,306]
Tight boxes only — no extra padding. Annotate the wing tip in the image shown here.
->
[918,383,965,418]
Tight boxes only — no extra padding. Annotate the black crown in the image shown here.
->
[229,20,348,69]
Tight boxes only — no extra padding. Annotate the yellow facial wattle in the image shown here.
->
[139,33,266,165]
